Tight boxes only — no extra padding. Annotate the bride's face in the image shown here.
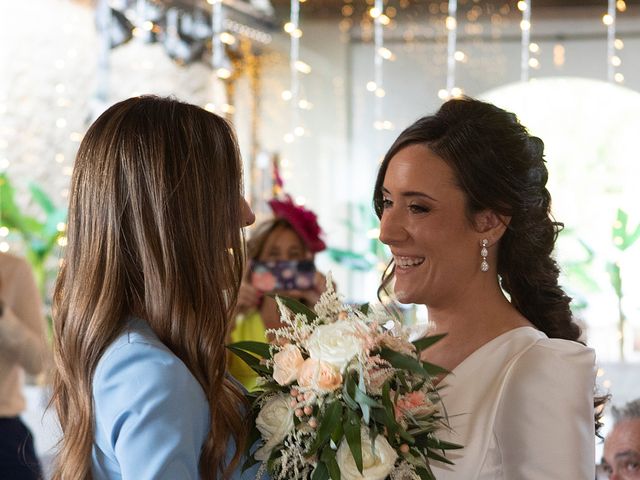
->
[379,144,482,307]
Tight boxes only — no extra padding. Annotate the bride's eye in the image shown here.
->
[382,197,393,209]
[409,204,430,214]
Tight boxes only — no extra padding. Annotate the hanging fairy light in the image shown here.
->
[438,1,461,100]
[519,0,532,82]
[211,0,232,80]
[284,0,304,142]
[372,0,384,129]
[604,0,625,83]
[365,2,394,130]
[445,1,458,98]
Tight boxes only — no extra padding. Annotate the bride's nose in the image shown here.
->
[379,209,408,245]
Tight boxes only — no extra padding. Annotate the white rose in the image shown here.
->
[336,428,398,480]
[306,320,364,371]
[254,395,295,461]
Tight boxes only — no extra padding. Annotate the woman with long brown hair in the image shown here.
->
[50,96,260,479]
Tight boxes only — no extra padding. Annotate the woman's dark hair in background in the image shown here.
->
[374,96,579,342]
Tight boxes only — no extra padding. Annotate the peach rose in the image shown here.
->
[394,390,437,421]
[272,344,305,386]
[297,358,343,392]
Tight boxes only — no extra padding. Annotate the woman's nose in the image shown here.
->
[379,209,408,246]
[241,198,255,227]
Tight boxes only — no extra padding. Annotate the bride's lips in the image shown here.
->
[394,255,425,271]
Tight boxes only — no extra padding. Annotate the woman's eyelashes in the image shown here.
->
[409,203,431,214]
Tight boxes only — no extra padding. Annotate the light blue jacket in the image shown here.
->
[91,317,264,479]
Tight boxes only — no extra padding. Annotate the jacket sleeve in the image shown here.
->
[93,341,210,479]
[494,340,596,479]
[0,257,49,375]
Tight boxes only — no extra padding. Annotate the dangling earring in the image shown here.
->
[480,239,489,272]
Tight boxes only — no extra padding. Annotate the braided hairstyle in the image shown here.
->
[373,97,580,342]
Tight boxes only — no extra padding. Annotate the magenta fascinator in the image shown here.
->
[268,196,327,253]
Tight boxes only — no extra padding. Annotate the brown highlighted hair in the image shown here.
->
[51,96,248,479]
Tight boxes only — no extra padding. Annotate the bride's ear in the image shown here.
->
[473,209,510,244]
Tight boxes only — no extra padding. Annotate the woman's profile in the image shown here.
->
[374,97,597,479]
[50,96,260,480]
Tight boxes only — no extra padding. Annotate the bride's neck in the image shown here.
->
[422,285,531,371]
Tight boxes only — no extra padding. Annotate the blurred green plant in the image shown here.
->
[557,224,603,318]
[0,173,67,310]
[326,202,389,272]
[607,208,640,360]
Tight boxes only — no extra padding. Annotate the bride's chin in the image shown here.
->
[394,288,414,305]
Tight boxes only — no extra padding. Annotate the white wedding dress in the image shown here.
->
[430,326,596,480]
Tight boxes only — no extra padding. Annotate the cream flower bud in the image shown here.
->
[336,428,397,480]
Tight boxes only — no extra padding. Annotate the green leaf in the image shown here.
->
[227,340,272,359]
[344,409,363,474]
[421,361,450,377]
[358,303,370,315]
[28,182,56,215]
[416,466,436,480]
[354,385,382,409]
[308,402,343,456]
[613,208,640,251]
[341,374,359,410]
[379,348,432,378]
[330,421,344,445]
[226,345,271,375]
[311,460,330,480]
[412,333,447,352]
[321,446,341,480]
[426,448,455,465]
[424,437,463,450]
[607,261,622,298]
[267,294,318,320]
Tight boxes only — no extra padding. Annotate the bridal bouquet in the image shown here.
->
[228,279,460,480]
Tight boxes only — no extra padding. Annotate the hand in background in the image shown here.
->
[234,280,261,317]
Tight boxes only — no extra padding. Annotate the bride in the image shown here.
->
[373,97,597,479]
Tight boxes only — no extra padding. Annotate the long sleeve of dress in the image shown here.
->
[0,255,48,375]
[494,340,596,479]
[92,339,210,480]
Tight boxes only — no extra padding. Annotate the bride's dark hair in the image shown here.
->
[374,97,578,340]
[373,97,606,433]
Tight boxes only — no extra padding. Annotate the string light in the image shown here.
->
[220,32,236,45]
[520,0,532,81]
[283,0,308,143]
[211,0,232,83]
[294,60,311,74]
[442,0,459,100]
[224,19,271,44]
[372,0,385,129]
[553,43,565,67]
[605,0,617,82]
